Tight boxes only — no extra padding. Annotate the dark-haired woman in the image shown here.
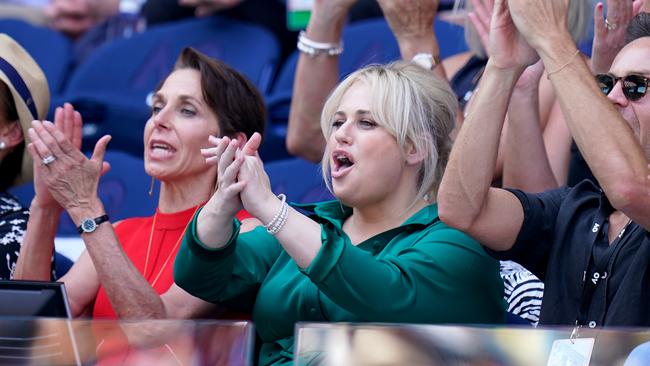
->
[14,47,266,321]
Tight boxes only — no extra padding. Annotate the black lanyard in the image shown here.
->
[575,214,633,327]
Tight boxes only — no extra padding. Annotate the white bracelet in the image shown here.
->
[265,194,289,235]
[297,31,343,57]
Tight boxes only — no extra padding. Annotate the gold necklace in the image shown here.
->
[143,206,200,288]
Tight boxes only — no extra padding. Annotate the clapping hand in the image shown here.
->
[28,104,110,213]
[591,0,643,73]
[201,132,263,218]
[467,0,495,57]
[480,0,538,71]
[236,134,272,219]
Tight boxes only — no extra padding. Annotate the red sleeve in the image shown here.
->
[235,209,253,221]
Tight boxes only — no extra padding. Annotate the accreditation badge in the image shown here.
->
[546,338,595,366]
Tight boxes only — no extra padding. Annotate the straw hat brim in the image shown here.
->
[0,33,50,186]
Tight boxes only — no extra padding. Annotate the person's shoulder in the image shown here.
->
[415,211,484,252]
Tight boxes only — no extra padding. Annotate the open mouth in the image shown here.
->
[149,140,176,158]
[332,151,354,178]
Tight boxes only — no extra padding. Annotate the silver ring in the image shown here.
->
[42,155,56,166]
[605,18,618,31]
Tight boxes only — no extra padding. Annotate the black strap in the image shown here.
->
[0,57,38,120]
[576,219,632,326]
[76,215,110,234]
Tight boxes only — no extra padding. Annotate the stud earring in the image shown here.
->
[0,140,5,150]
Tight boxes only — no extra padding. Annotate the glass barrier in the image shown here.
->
[295,322,650,366]
[0,318,254,366]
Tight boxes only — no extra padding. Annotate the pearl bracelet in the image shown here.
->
[297,31,343,57]
[265,194,289,235]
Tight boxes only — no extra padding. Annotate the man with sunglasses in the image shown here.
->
[439,0,650,328]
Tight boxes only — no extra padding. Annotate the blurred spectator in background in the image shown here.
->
[0,34,50,279]
[45,0,126,39]
[0,0,48,25]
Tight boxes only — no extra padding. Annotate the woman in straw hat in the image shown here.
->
[0,33,50,280]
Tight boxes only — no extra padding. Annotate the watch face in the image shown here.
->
[81,219,97,233]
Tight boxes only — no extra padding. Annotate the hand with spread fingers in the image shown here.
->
[482,0,539,71]
[26,119,111,219]
[591,0,644,73]
[31,103,83,210]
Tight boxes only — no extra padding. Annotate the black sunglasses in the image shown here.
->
[596,73,650,101]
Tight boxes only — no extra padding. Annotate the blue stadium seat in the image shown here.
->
[266,158,333,204]
[0,19,74,95]
[58,16,280,156]
[265,17,467,141]
[54,252,74,279]
[10,151,157,236]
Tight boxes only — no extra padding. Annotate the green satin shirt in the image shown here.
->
[174,201,505,366]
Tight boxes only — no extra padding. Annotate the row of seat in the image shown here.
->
[0,16,468,162]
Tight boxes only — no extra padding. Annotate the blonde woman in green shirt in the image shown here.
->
[174,61,505,366]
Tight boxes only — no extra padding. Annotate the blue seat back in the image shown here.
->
[0,19,74,95]
[266,158,333,204]
[61,16,280,155]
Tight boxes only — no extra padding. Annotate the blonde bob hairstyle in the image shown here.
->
[320,62,457,205]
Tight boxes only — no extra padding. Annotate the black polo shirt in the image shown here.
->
[487,180,650,327]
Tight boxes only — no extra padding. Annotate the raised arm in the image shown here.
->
[286,0,357,162]
[508,0,650,230]
[501,61,560,191]
[377,0,447,79]
[590,0,642,74]
[438,0,538,251]
[15,104,81,281]
[25,119,179,319]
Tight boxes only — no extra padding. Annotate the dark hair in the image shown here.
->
[0,81,23,191]
[626,12,650,43]
[162,47,266,140]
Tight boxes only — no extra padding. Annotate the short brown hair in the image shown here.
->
[164,47,266,140]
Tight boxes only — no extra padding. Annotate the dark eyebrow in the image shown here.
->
[151,93,203,105]
[178,95,202,105]
[609,70,650,77]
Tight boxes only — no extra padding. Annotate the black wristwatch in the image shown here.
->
[77,215,110,234]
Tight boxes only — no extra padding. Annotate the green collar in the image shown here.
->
[292,200,440,228]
